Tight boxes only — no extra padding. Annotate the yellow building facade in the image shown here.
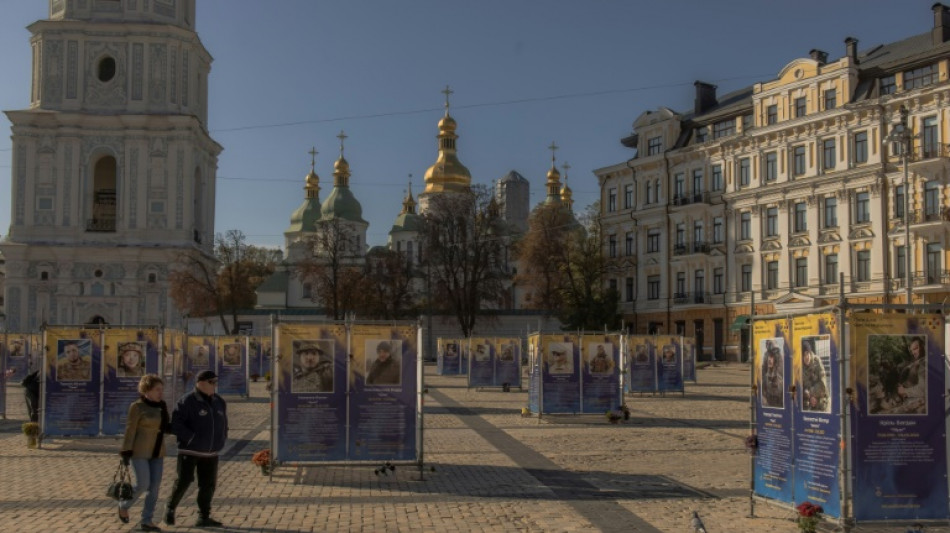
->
[596,4,950,361]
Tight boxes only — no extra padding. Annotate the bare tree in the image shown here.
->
[514,202,577,312]
[295,217,366,320]
[420,185,507,337]
[359,248,420,320]
[169,229,280,333]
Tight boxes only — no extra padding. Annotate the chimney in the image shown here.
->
[694,81,718,115]
[934,3,950,44]
[844,37,859,64]
[809,49,829,65]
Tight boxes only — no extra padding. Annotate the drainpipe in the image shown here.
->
[876,103,891,305]
[626,158,638,333]
[664,151,672,334]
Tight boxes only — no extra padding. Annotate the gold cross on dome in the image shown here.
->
[548,141,559,163]
[562,161,571,180]
[441,85,454,110]
[336,130,347,156]
[308,146,318,169]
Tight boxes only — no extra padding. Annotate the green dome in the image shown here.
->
[320,186,367,223]
[390,212,424,234]
[287,198,322,233]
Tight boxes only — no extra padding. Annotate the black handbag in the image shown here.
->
[106,460,134,501]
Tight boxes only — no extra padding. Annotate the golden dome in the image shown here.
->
[546,165,561,181]
[438,113,457,133]
[424,113,472,194]
[334,156,350,174]
[305,169,320,188]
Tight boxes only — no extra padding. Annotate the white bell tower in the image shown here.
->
[1,0,222,330]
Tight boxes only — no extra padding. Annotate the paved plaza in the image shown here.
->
[0,364,944,532]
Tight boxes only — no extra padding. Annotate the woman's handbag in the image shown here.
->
[106,460,134,501]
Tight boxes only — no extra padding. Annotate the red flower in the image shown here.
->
[251,449,271,467]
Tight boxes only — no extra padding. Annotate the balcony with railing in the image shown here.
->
[671,191,711,207]
[673,292,722,305]
[673,241,712,257]
[913,269,950,287]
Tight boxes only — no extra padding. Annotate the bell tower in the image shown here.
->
[1,0,221,330]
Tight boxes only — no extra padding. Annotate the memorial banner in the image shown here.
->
[527,335,540,414]
[849,313,947,521]
[43,329,102,436]
[627,336,656,393]
[752,318,794,504]
[184,336,215,391]
[682,337,697,382]
[248,336,266,380]
[162,330,185,404]
[541,334,580,414]
[438,338,462,375]
[349,324,418,462]
[216,337,248,396]
[468,337,495,387]
[275,323,347,462]
[262,336,273,381]
[580,334,620,414]
[102,329,160,435]
[5,336,29,382]
[459,339,470,375]
[791,314,840,518]
[656,336,684,393]
[494,337,521,388]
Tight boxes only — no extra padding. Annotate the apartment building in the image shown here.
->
[596,4,950,361]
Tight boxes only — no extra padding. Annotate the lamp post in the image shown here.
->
[888,105,913,306]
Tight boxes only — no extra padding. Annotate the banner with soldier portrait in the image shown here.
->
[849,313,947,521]
[5,336,30,382]
[162,330,185,405]
[184,336,215,391]
[541,334,580,414]
[437,338,462,375]
[681,337,697,382]
[752,318,794,504]
[580,334,620,414]
[102,329,160,435]
[248,336,264,380]
[468,337,495,387]
[656,336,684,393]
[527,334,541,414]
[43,328,102,436]
[275,323,347,462]
[349,324,418,462]
[626,336,656,393]
[494,337,521,389]
[216,337,248,396]
[791,314,840,518]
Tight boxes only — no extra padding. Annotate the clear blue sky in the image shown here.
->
[0,1,939,250]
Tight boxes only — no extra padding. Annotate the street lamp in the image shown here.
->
[888,105,913,307]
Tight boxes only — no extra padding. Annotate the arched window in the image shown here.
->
[90,155,117,232]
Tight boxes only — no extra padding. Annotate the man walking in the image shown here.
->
[165,370,228,528]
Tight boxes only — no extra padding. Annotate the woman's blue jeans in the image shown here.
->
[118,458,164,525]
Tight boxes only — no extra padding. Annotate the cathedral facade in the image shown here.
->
[1,0,221,330]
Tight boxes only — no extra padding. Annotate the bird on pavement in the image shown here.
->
[691,510,707,533]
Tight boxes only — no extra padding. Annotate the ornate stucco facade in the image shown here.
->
[597,4,950,361]
[1,0,221,330]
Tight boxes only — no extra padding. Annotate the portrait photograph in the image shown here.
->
[759,338,785,409]
[867,334,927,416]
[498,343,517,363]
[444,343,459,358]
[292,339,334,394]
[56,338,93,382]
[116,341,146,379]
[633,344,649,364]
[8,339,25,358]
[586,343,614,375]
[473,343,491,362]
[800,336,831,413]
[366,339,401,386]
[191,345,210,368]
[221,343,242,366]
[546,342,574,375]
[661,344,676,364]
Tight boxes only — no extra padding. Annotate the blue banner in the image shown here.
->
[216,337,248,396]
[792,315,841,518]
[541,335,580,414]
[468,338,494,387]
[349,325,418,462]
[682,337,697,382]
[752,319,794,504]
[656,336,683,393]
[248,337,263,379]
[437,339,462,375]
[102,329,160,435]
[184,336,215,391]
[627,337,656,393]
[5,336,29,383]
[495,339,521,388]
[527,336,540,414]
[276,324,348,462]
[581,335,620,414]
[850,313,948,521]
[44,329,102,436]
[162,331,185,404]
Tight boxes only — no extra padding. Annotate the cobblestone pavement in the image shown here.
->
[0,364,945,532]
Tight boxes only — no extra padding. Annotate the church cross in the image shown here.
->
[548,141,559,164]
[442,85,454,110]
[308,146,318,169]
[336,130,348,156]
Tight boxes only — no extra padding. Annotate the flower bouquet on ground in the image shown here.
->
[22,422,40,448]
[795,501,823,533]
[251,449,271,475]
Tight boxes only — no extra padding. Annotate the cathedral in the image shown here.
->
[1,0,220,331]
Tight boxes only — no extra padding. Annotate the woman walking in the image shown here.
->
[118,374,171,531]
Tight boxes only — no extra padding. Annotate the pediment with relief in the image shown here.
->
[789,235,811,248]
[734,244,755,254]
[772,291,819,310]
[848,227,875,240]
[761,239,783,251]
[818,231,841,244]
